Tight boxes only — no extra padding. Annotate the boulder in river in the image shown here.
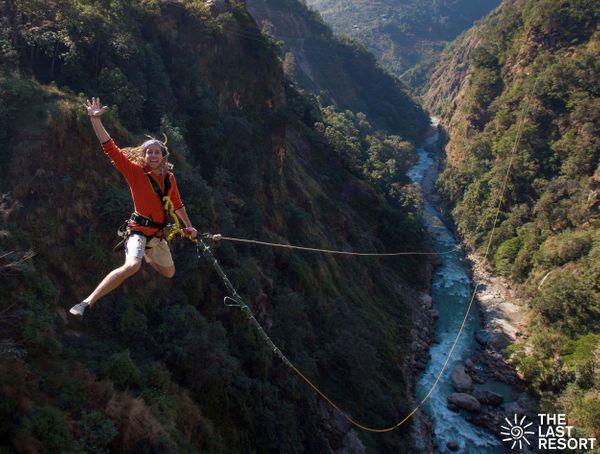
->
[451,366,474,392]
[473,389,504,407]
[466,407,506,434]
[446,441,459,451]
[475,328,511,351]
[448,393,481,412]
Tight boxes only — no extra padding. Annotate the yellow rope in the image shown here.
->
[163,83,535,432]
[163,196,198,243]
[272,88,535,432]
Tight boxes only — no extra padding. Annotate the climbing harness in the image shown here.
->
[145,172,172,211]
[114,172,176,251]
[141,171,173,230]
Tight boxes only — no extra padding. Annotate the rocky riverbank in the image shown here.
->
[436,253,537,450]
[408,287,439,453]
[440,252,539,448]
[417,124,538,450]
[469,252,527,385]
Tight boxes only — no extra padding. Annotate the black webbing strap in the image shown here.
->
[130,212,165,229]
[146,172,172,202]
[124,172,174,231]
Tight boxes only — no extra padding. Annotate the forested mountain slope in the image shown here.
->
[0,0,431,452]
[304,0,500,92]
[425,0,599,438]
[246,0,429,141]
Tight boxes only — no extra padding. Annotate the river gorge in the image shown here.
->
[409,119,532,453]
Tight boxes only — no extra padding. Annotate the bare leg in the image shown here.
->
[145,257,175,278]
[83,257,142,307]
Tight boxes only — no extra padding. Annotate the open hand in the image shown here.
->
[85,97,108,117]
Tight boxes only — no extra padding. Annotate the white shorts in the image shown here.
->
[125,234,174,268]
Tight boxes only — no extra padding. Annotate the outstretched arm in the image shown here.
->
[86,97,136,178]
[85,97,110,143]
[174,207,198,239]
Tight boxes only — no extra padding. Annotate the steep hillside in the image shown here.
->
[0,0,431,452]
[425,0,599,438]
[246,0,429,141]
[304,0,500,92]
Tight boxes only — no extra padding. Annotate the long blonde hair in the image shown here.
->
[122,134,173,172]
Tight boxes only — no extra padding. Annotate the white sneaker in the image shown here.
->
[69,302,89,317]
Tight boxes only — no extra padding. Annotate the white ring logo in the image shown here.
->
[501,415,535,450]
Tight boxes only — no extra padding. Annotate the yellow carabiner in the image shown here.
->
[163,196,197,243]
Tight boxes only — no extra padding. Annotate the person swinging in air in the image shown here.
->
[70,97,198,317]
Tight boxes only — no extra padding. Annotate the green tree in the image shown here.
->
[25,406,78,454]
[104,350,142,389]
[78,411,117,454]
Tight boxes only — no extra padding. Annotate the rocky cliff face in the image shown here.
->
[163,0,286,113]
[246,0,430,141]
[423,26,485,165]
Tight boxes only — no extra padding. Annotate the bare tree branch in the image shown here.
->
[0,249,36,272]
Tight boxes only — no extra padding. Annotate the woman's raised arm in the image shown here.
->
[85,97,111,144]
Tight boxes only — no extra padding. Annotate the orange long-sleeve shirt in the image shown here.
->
[102,139,184,237]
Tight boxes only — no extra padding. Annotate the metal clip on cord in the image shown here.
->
[224,295,244,307]
[201,233,222,241]
[196,240,244,309]
[196,239,291,363]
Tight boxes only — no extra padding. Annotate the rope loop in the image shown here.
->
[179,81,537,432]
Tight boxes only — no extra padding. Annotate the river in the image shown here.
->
[408,119,510,453]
